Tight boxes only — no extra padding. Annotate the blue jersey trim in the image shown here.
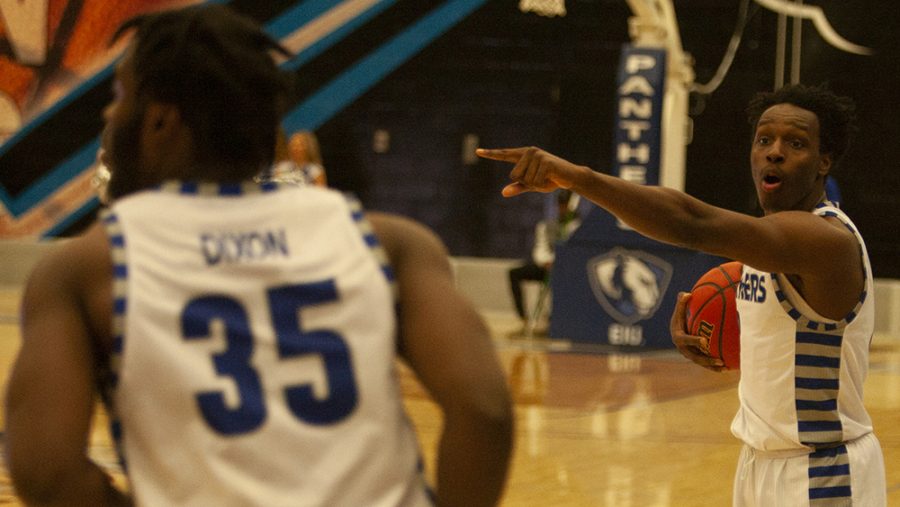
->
[807,444,851,503]
[99,208,130,472]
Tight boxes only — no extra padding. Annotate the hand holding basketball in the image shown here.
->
[684,262,742,370]
[670,292,726,371]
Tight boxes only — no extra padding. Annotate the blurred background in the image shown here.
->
[1,0,898,278]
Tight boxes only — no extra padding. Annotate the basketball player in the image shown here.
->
[5,5,513,506]
[478,84,885,506]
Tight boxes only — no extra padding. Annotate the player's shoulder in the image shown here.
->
[366,212,449,266]
[814,205,859,233]
[17,225,105,333]
[368,212,444,246]
[26,223,109,296]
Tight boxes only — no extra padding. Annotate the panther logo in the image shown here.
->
[587,247,673,325]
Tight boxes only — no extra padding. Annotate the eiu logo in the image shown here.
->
[587,247,673,325]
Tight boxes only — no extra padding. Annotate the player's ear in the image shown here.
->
[141,102,187,161]
[143,102,182,138]
[140,101,191,173]
[818,152,832,177]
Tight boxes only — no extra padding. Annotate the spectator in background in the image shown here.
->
[508,190,580,335]
[259,130,328,187]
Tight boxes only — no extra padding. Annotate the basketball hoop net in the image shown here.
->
[518,0,566,17]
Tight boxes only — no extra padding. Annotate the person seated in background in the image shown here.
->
[261,130,328,186]
[508,189,580,335]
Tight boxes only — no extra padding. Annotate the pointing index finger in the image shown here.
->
[475,147,526,163]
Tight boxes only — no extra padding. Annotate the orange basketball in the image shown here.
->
[686,261,742,370]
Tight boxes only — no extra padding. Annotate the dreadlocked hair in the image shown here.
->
[112,4,294,179]
[746,83,858,171]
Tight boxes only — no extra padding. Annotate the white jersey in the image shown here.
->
[731,201,880,504]
[100,181,432,507]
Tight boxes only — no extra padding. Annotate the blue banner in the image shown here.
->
[548,44,724,349]
[550,209,724,349]
[611,45,666,187]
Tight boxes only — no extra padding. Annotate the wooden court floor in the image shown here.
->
[0,287,898,506]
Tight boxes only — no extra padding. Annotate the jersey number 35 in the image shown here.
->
[181,280,358,435]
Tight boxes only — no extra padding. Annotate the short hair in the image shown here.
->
[111,4,294,177]
[746,83,858,169]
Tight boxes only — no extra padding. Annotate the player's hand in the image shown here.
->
[670,292,726,372]
[476,147,585,197]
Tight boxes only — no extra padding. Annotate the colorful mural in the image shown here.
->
[0,0,199,237]
[0,0,488,239]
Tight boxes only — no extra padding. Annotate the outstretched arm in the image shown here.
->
[477,146,863,319]
[369,212,514,507]
[477,146,751,256]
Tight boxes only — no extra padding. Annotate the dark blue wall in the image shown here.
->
[317,1,900,277]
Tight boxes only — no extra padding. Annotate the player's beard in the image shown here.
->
[104,108,145,202]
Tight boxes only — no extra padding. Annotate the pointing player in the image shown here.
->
[5,5,513,506]
[478,83,884,506]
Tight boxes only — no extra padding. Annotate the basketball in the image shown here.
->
[686,261,742,370]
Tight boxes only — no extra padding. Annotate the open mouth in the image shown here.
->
[762,174,782,191]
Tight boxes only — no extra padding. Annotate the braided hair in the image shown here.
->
[111,4,294,178]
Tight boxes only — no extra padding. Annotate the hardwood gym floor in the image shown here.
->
[0,287,897,506]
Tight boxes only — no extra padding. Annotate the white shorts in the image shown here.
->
[733,432,886,506]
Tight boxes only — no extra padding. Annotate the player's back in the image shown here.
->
[101,181,431,506]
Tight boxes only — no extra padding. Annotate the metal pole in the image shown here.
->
[775,11,787,89]
[790,0,803,84]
